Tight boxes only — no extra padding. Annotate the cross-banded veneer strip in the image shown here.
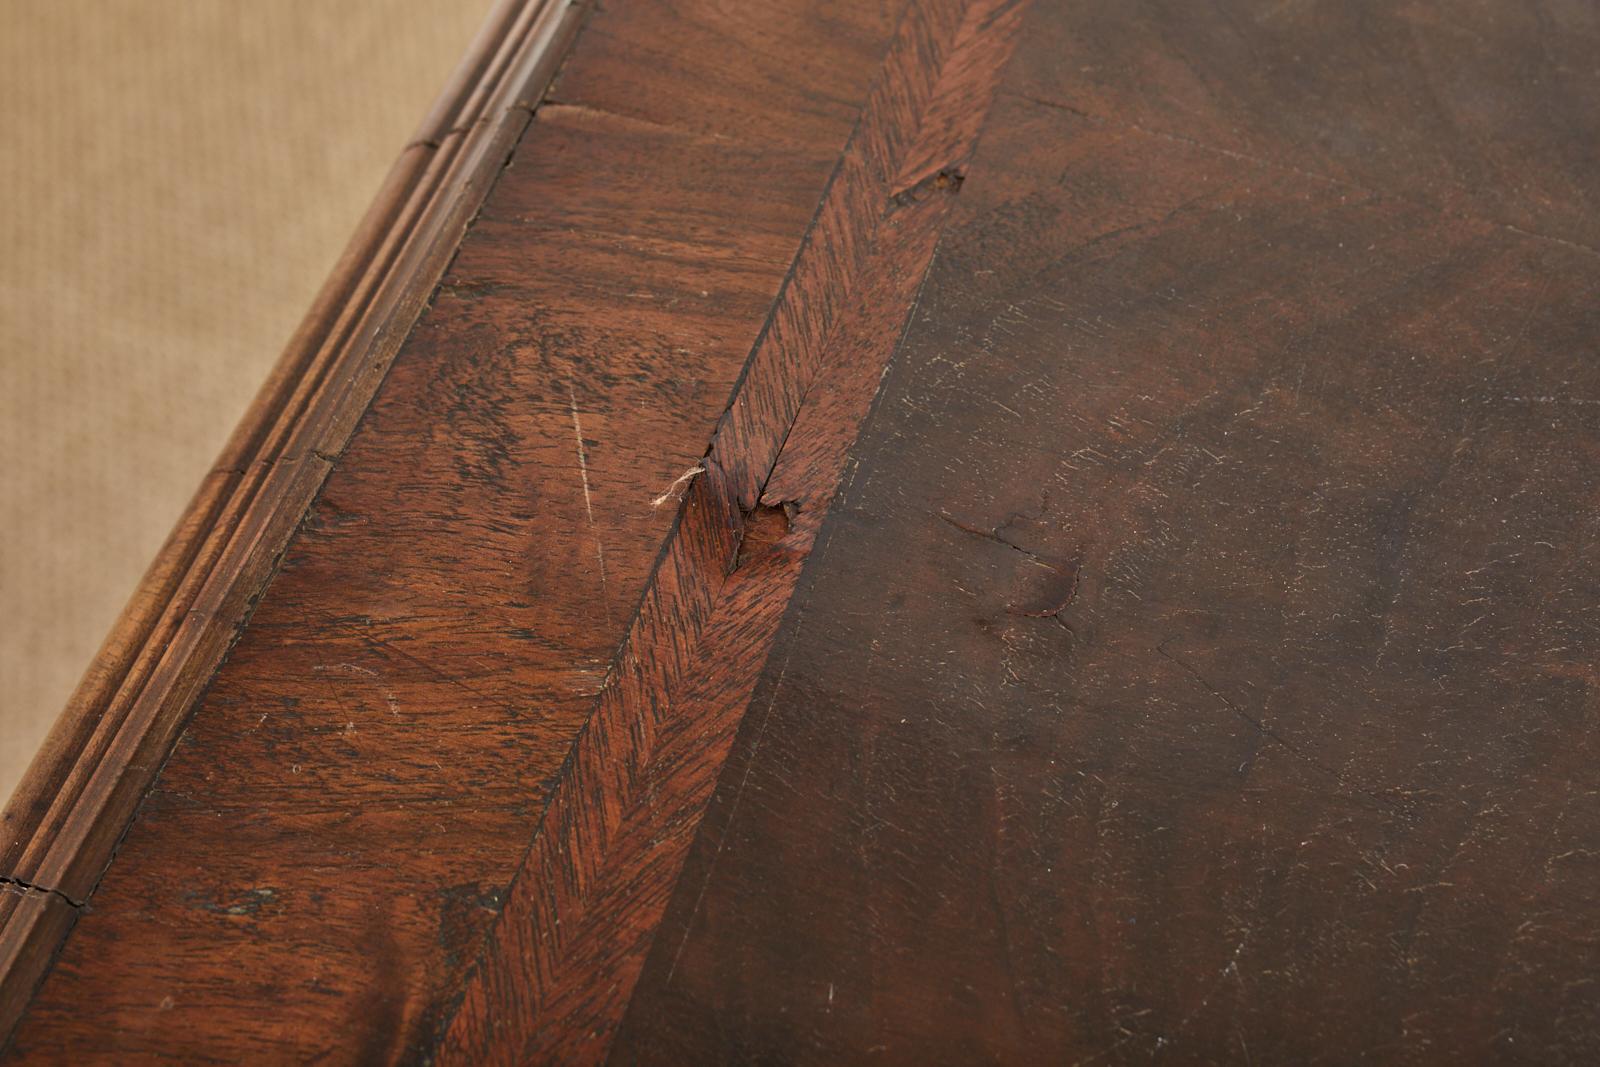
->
[437,1,1029,1060]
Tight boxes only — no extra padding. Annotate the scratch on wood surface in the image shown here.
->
[568,380,610,598]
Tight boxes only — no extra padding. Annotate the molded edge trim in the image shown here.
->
[0,0,590,1043]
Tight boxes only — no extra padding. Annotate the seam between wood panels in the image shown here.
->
[434,2,1032,1060]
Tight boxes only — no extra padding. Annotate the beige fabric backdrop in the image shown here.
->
[0,1,491,801]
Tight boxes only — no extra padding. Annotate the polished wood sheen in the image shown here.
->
[7,0,1600,1062]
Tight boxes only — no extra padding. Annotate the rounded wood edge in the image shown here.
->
[0,0,589,1040]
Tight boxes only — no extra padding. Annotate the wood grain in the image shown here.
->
[610,2,1600,1061]
[436,2,1027,1059]
[10,0,1600,1062]
[0,0,587,1043]
[1004,0,1600,251]
[4,0,901,1060]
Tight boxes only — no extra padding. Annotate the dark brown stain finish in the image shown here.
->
[1007,0,1600,251]
[9,1,1600,1063]
[611,4,1600,1063]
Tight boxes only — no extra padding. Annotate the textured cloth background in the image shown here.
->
[0,1,491,801]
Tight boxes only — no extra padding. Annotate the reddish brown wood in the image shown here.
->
[436,3,1027,1059]
[5,0,901,1060]
[0,0,587,1042]
[10,0,1600,1063]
